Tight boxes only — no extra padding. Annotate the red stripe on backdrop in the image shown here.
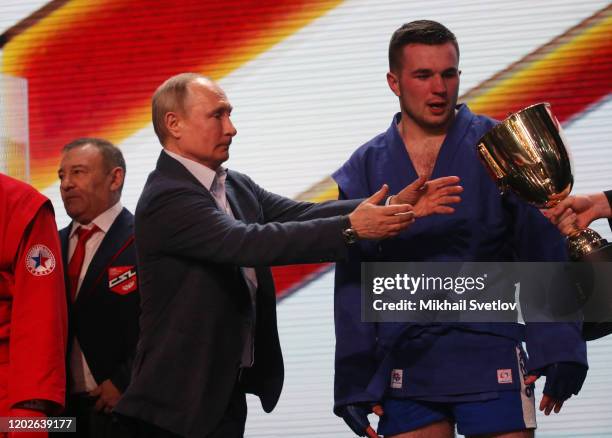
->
[2,0,341,187]
[465,7,612,122]
[272,263,329,297]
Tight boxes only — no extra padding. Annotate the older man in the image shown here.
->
[57,138,139,437]
[115,73,462,438]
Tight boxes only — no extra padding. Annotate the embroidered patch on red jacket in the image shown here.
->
[108,266,137,295]
[25,244,56,276]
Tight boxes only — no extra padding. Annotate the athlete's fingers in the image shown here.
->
[372,404,384,416]
[436,195,461,205]
[385,204,414,215]
[432,206,456,214]
[366,425,381,438]
[436,185,464,196]
[540,394,559,415]
[427,176,461,190]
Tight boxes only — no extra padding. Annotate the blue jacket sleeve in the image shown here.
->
[333,246,380,411]
[333,186,383,413]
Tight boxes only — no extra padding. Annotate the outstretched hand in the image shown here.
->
[390,176,462,217]
[542,193,611,236]
[348,185,415,240]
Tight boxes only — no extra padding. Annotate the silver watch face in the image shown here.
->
[343,227,357,244]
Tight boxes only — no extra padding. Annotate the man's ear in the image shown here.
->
[386,71,400,97]
[109,166,125,192]
[165,112,181,139]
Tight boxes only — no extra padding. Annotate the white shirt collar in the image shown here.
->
[69,201,123,238]
[164,149,227,191]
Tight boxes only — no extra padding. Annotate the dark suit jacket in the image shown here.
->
[115,152,359,437]
[59,208,140,392]
[581,190,612,341]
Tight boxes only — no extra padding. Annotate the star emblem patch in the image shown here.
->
[25,244,56,276]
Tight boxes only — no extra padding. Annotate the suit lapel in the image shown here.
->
[156,151,219,205]
[225,176,247,222]
[225,176,260,303]
[59,226,72,304]
[157,151,251,222]
[59,226,70,266]
[75,208,134,304]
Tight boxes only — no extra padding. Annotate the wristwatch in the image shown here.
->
[342,216,359,244]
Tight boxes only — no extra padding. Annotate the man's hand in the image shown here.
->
[390,176,462,217]
[524,362,588,415]
[90,379,122,414]
[348,185,415,240]
[337,403,384,437]
[542,193,612,235]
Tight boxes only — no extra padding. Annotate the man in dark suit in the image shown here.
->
[115,73,462,438]
[58,138,140,437]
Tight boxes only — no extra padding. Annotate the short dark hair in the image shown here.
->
[62,138,126,191]
[152,72,206,145]
[389,20,459,72]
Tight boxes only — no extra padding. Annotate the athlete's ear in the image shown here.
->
[387,71,400,97]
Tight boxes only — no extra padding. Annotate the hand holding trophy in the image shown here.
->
[477,102,611,261]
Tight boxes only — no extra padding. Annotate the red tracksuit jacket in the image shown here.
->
[0,173,67,436]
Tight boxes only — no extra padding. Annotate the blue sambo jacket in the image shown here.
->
[332,105,587,410]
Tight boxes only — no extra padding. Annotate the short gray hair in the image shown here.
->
[152,72,207,145]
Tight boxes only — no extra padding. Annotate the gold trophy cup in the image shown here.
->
[477,102,610,261]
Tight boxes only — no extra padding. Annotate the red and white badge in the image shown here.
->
[25,244,56,276]
[497,369,513,384]
[108,265,137,295]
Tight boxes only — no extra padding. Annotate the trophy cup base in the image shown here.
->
[567,228,610,261]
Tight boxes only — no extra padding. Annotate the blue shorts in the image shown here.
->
[377,388,536,436]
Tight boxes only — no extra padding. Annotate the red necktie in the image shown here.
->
[68,225,100,302]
